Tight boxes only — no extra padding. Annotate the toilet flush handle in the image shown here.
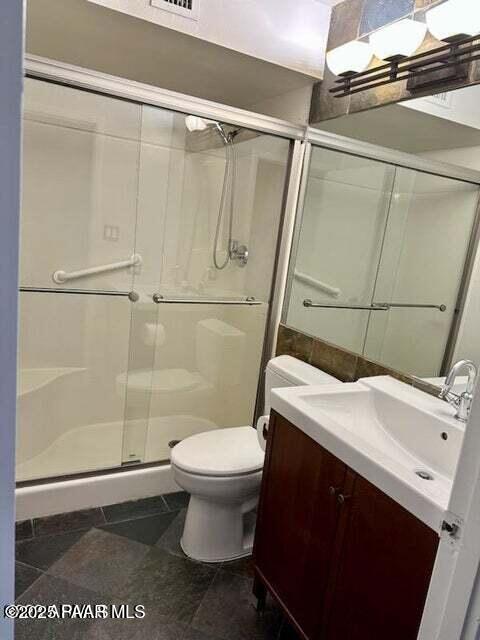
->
[256,415,270,451]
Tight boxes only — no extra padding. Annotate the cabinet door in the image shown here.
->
[254,412,346,639]
[324,474,439,640]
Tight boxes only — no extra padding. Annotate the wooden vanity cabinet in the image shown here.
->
[253,411,439,640]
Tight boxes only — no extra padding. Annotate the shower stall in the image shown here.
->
[17,70,293,491]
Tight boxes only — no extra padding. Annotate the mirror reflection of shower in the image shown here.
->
[185,115,248,269]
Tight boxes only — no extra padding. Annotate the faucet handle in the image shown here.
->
[439,388,460,407]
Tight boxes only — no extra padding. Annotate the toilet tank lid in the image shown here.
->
[267,355,339,385]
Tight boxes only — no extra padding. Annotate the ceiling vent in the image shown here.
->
[150,0,199,20]
[426,91,453,109]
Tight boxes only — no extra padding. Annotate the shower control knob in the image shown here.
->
[229,241,249,267]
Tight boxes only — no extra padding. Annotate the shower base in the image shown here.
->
[16,462,180,521]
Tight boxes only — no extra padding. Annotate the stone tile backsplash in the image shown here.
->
[276,324,440,397]
[360,0,415,35]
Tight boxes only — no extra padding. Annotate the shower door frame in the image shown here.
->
[23,53,307,478]
[282,133,480,377]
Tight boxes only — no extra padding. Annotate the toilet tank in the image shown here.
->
[264,355,339,414]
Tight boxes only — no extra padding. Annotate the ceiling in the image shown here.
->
[26,0,315,117]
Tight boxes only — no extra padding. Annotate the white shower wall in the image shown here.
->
[18,78,290,482]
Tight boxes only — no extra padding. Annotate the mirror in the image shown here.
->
[284,85,480,382]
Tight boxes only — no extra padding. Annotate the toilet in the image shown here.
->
[171,355,339,563]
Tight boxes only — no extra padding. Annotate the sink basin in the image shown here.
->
[271,376,464,531]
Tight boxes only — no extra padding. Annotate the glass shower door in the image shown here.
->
[364,168,480,376]
[17,79,142,481]
[285,146,396,354]
[121,104,292,465]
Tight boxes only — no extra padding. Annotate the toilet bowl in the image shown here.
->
[172,426,263,562]
[171,355,340,563]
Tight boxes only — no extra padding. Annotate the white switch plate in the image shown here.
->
[103,225,120,241]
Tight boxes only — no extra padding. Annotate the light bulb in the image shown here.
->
[426,0,480,42]
[326,40,373,76]
[369,19,427,61]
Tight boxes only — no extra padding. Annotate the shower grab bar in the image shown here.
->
[52,254,142,284]
[374,302,447,312]
[153,294,263,305]
[303,299,389,311]
[19,287,139,301]
[294,271,341,298]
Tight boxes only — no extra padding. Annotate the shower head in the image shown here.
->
[185,115,231,145]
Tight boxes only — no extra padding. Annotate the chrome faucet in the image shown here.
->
[439,360,478,422]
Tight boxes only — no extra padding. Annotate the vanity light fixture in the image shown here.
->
[327,0,480,98]
[369,18,427,61]
[426,0,480,43]
[326,40,373,76]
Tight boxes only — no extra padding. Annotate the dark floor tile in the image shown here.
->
[182,627,225,640]
[15,574,104,640]
[103,495,169,523]
[221,556,254,578]
[16,529,87,571]
[278,619,301,640]
[118,547,217,623]
[163,491,190,511]
[15,562,43,600]
[156,509,187,558]
[16,519,33,542]
[100,511,178,546]
[48,528,149,597]
[85,608,187,640]
[192,571,282,640]
[34,508,105,537]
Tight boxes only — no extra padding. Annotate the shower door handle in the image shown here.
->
[152,294,262,305]
[303,299,389,311]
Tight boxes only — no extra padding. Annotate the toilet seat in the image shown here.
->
[171,426,264,477]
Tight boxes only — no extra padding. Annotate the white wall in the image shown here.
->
[87,0,331,78]
[405,85,480,133]
[0,1,23,636]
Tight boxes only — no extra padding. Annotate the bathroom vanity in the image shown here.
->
[253,377,463,640]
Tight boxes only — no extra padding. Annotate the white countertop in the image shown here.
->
[271,376,464,533]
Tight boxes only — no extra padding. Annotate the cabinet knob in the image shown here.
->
[329,486,340,496]
[337,494,351,505]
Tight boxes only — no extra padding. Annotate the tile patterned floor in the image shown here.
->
[15,492,298,640]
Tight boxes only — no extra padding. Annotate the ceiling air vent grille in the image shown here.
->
[163,0,192,9]
[150,0,199,20]
[426,91,453,109]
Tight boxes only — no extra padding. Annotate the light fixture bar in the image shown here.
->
[330,34,478,98]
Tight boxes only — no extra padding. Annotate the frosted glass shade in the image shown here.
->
[326,41,373,76]
[370,19,427,60]
[426,0,480,41]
